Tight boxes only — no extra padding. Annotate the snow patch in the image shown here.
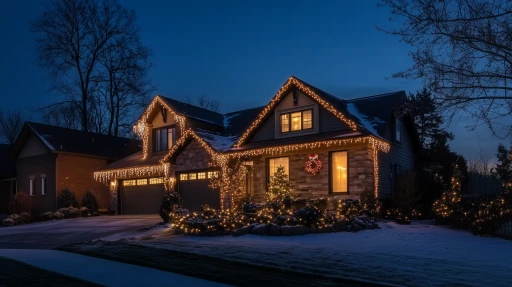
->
[346,103,384,136]
[195,130,238,152]
[223,113,240,128]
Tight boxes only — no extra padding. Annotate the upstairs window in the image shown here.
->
[280,109,313,133]
[154,127,176,152]
[395,118,402,143]
[29,178,35,196]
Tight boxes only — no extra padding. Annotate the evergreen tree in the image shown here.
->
[407,87,453,149]
[267,166,293,202]
[433,165,463,225]
[491,144,512,185]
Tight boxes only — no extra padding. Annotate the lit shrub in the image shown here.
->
[294,206,322,228]
[159,192,183,223]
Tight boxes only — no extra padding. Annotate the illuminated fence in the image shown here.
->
[496,221,512,240]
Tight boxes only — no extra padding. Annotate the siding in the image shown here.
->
[18,134,48,158]
[16,153,57,213]
[378,117,416,199]
[56,154,110,210]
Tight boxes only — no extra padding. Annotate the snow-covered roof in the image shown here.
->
[195,129,238,152]
[346,103,385,136]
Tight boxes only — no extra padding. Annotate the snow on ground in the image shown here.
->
[114,221,512,287]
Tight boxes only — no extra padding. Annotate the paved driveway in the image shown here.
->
[0,215,160,249]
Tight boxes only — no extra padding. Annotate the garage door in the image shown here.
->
[121,178,165,214]
[178,171,220,212]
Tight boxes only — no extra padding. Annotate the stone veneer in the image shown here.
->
[250,143,374,204]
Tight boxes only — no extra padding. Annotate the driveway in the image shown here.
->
[0,215,160,249]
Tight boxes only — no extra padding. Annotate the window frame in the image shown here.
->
[29,178,35,196]
[153,125,176,152]
[395,117,402,143]
[41,177,46,195]
[266,156,290,185]
[329,150,349,194]
[280,109,313,133]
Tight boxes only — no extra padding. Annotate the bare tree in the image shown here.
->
[0,109,24,144]
[468,146,492,175]
[378,0,512,138]
[186,94,220,112]
[32,0,152,134]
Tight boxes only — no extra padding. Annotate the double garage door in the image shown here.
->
[119,171,220,214]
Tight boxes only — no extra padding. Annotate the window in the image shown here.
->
[268,157,289,178]
[137,179,148,185]
[280,114,290,132]
[197,172,206,179]
[154,127,176,152]
[395,118,402,142]
[123,180,136,186]
[29,178,35,196]
[208,171,219,178]
[280,109,313,133]
[149,178,164,184]
[331,151,348,193]
[180,174,188,181]
[189,173,197,180]
[41,177,46,195]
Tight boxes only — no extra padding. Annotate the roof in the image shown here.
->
[160,96,225,126]
[346,92,406,139]
[97,150,163,171]
[0,144,15,179]
[15,122,140,160]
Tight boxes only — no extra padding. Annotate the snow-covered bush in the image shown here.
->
[53,211,64,219]
[19,212,32,224]
[59,189,79,208]
[80,207,91,217]
[82,191,99,213]
[2,218,14,226]
[57,207,80,218]
[40,212,54,221]
[8,214,20,224]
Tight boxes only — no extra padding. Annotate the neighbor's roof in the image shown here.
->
[15,122,140,160]
[0,144,15,178]
[97,150,164,171]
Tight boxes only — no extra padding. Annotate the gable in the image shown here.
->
[18,133,49,159]
[151,108,176,129]
[247,90,352,143]
[173,138,212,171]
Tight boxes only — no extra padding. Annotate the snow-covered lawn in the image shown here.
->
[114,220,512,287]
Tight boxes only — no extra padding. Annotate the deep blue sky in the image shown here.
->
[0,0,503,160]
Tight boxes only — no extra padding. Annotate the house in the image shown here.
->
[13,122,139,213]
[0,144,16,214]
[94,76,418,214]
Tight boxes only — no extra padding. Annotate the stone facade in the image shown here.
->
[250,143,374,204]
[173,140,212,172]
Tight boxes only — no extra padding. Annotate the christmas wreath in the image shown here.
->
[305,154,322,175]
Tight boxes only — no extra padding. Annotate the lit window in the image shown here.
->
[302,110,312,129]
[268,157,289,177]
[395,118,402,142]
[189,173,197,180]
[41,177,46,195]
[291,112,302,131]
[208,171,219,178]
[280,114,290,132]
[331,151,348,193]
[149,178,164,184]
[137,179,148,185]
[180,174,188,181]
[29,178,34,196]
[197,172,206,179]
[123,180,136,186]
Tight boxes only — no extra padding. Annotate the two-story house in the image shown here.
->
[95,76,418,214]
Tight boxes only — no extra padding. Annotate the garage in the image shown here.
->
[178,170,220,212]
[120,178,165,214]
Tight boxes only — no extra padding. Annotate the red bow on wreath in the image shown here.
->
[305,153,322,175]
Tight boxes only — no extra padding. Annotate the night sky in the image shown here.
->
[0,0,504,160]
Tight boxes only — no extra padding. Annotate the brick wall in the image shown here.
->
[56,153,110,210]
[251,144,374,203]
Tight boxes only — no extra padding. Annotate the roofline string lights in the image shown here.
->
[235,76,359,148]
[134,96,186,159]
[93,163,169,184]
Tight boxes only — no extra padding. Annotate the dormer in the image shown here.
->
[274,89,319,139]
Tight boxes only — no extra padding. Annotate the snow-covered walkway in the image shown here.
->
[122,221,512,287]
[0,249,231,287]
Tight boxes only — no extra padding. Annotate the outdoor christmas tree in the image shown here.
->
[433,165,463,225]
[267,166,293,203]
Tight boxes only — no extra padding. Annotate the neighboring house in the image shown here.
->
[13,122,139,213]
[0,144,16,214]
[95,76,418,214]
